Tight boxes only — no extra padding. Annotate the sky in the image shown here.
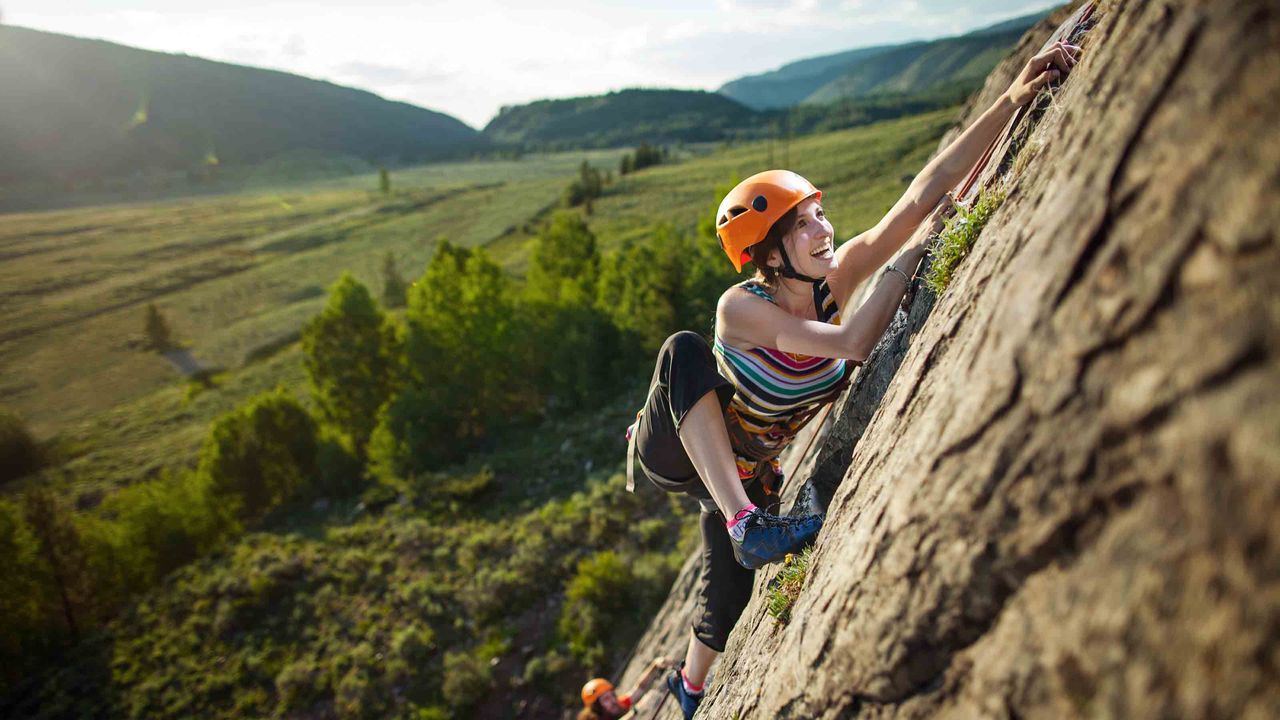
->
[4,0,1057,129]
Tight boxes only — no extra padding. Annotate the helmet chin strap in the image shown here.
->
[776,244,823,284]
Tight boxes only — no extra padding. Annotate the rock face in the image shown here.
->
[617,1,1280,717]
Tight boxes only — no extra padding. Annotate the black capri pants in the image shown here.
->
[632,331,770,652]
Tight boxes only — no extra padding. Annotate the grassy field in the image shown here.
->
[2,110,954,503]
[2,107,960,718]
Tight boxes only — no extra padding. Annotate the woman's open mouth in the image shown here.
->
[810,242,833,259]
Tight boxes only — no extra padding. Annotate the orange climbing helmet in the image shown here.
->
[715,170,822,272]
[581,678,614,707]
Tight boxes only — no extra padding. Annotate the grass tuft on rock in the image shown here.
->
[924,188,1007,294]
[765,546,814,625]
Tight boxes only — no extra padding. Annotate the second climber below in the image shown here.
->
[623,39,1080,719]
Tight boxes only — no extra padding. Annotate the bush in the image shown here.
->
[0,498,56,689]
[96,470,228,588]
[195,390,319,526]
[558,551,637,665]
[765,546,813,625]
[0,408,42,484]
[315,429,367,497]
[441,649,492,712]
[923,188,1007,293]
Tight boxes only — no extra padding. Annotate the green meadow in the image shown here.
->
[3,109,952,504]
[2,108,956,717]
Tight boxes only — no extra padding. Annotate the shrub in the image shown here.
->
[0,408,42,484]
[441,649,492,712]
[97,470,228,588]
[275,657,328,714]
[195,390,319,526]
[315,429,366,497]
[765,546,813,625]
[0,498,55,689]
[558,551,636,665]
[923,188,1007,294]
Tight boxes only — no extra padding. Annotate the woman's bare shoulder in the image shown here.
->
[716,283,781,349]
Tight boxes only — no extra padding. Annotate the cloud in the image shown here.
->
[331,61,457,87]
[282,33,305,58]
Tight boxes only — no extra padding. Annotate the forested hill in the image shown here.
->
[481,88,756,150]
[717,10,1049,110]
[0,26,486,186]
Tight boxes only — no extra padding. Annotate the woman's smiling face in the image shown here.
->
[779,196,836,278]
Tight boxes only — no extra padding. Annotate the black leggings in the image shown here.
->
[634,331,768,652]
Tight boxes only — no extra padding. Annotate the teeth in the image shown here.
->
[811,243,831,257]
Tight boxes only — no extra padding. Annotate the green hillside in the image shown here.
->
[718,10,1048,109]
[802,29,1025,104]
[482,88,755,150]
[0,26,487,187]
[1,108,956,718]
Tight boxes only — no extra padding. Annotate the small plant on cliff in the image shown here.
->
[924,188,1007,294]
[765,546,813,625]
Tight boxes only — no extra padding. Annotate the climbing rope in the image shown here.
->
[784,2,1101,493]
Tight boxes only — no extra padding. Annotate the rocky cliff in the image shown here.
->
[615,1,1279,717]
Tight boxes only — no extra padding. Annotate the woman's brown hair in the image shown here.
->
[746,205,800,288]
[577,702,617,720]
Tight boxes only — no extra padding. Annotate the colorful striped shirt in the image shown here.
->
[713,279,855,488]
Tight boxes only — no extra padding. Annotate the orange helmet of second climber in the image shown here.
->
[715,170,822,272]
[581,678,614,707]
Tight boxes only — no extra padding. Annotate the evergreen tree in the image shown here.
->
[22,489,91,643]
[144,303,174,351]
[302,274,398,456]
[563,160,603,208]
[526,211,599,305]
[381,251,408,309]
[522,212,621,402]
[600,225,687,354]
[0,498,56,681]
[371,242,528,478]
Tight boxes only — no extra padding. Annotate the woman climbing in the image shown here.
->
[625,40,1080,719]
[578,657,673,720]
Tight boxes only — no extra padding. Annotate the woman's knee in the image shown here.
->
[661,330,712,364]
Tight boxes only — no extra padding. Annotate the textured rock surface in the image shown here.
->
[619,1,1280,717]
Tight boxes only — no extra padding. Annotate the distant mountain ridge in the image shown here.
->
[717,10,1050,109]
[483,12,1048,152]
[482,88,755,150]
[0,26,486,186]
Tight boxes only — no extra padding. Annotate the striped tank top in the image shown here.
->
[713,279,855,489]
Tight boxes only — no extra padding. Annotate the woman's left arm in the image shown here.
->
[626,657,673,702]
[829,40,1079,302]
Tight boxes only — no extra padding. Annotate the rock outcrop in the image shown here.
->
[617,1,1279,717]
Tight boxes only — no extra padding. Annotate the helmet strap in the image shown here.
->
[777,243,823,284]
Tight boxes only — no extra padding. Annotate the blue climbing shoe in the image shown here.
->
[731,508,823,570]
[666,669,703,719]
